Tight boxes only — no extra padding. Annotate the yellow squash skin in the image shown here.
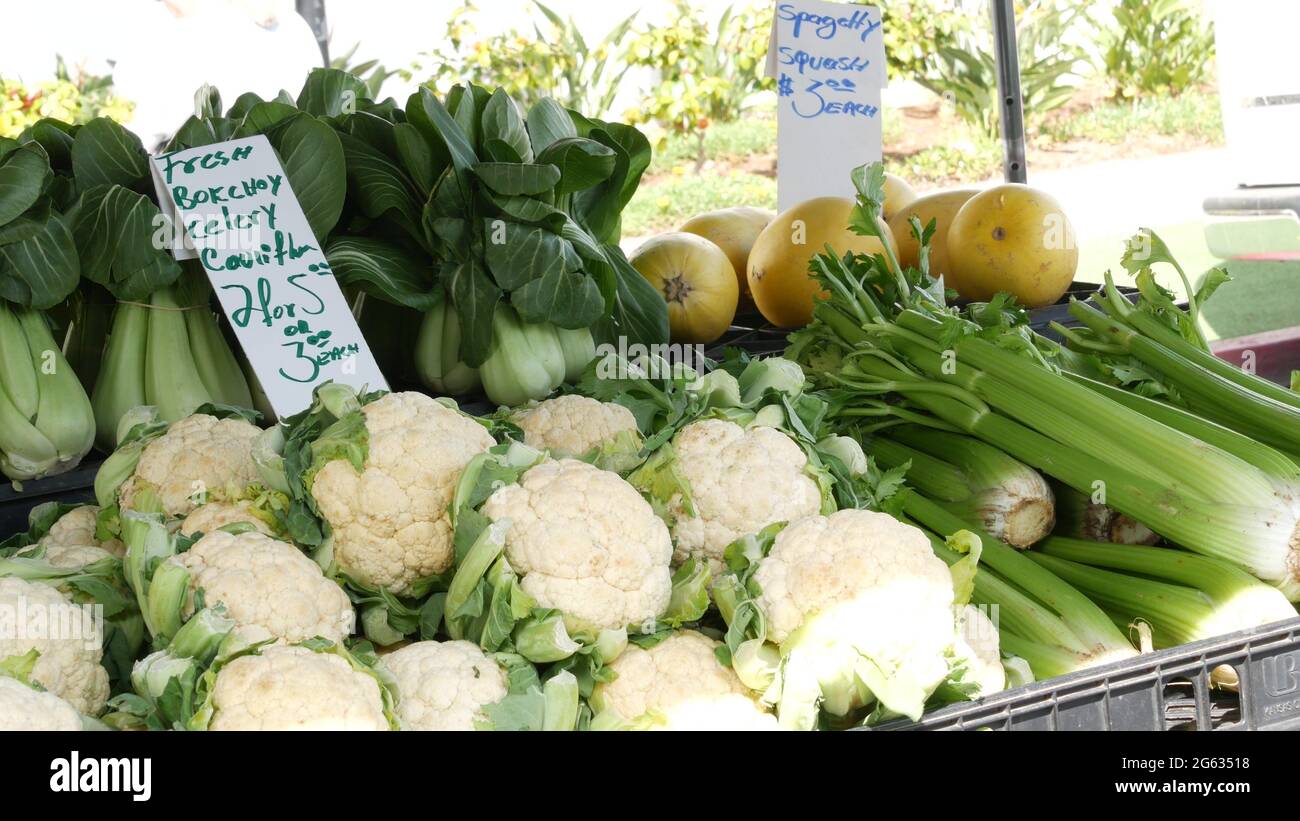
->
[881,173,919,222]
[747,197,895,328]
[946,183,1078,306]
[680,207,775,304]
[630,232,739,344]
[887,188,979,280]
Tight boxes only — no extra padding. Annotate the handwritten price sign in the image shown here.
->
[765,1,886,208]
[151,135,387,416]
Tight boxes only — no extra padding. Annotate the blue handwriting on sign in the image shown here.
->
[776,3,882,43]
[778,47,872,76]
[786,75,877,119]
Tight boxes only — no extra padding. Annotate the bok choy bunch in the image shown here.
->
[290,69,666,405]
[0,132,94,480]
[18,113,259,449]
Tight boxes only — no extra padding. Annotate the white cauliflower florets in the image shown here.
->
[482,459,672,631]
[0,676,82,730]
[312,392,495,595]
[668,420,822,573]
[166,530,354,644]
[593,630,777,730]
[178,500,276,538]
[381,640,508,730]
[119,414,262,518]
[0,577,109,715]
[954,604,1005,698]
[513,395,640,459]
[754,509,956,709]
[206,645,388,731]
[17,506,124,569]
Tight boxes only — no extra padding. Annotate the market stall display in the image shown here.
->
[2,32,1299,733]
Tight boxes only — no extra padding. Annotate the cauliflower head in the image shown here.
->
[178,500,276,538]
[206,645,389,731]
[753,509,957,718]
[166,530,354,644]
[119,414,262,518]
[669,420,823,573]
[312,392,495,595]
[0,577,109,715]
[482,458,672,632]
[512,395,641,463]
[954,604,1005,698]
[381,640,508,730]
[0,676,82,730]
[18,505,124,569]
[592,630,776,730]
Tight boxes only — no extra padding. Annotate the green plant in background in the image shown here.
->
[624,0,774,172]
[330,43,400,101]
[624,169,777,236]
[1102,0,1215,100]
[871,0,971,81]
[1040,89,1223,145]
[413,1,637,117]
[894,137,1003,188]
[1,58,133,139]
[919,0,1088,139]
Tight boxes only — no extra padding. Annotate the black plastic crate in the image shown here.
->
[707,283,1141,360]
[874,617,1300,731]
[0,459,101,537]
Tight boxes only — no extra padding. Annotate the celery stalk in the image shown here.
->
[1050,480,1159,545]
[1071,300,1300,452]
[1095,282,1300,412]
[1037,538,1297,643]
[902,491,1135,659]
[1068,373,1300,479]
[867,428,1054,548]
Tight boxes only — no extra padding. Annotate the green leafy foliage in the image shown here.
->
[321,72,665,362]
[1,59,135,140]
[1102,0,1215,100]
[0,136,85,309]
[623,0,774,171]
[872,0,971,81]
[413,1,639,118]
[919,0,1087,139]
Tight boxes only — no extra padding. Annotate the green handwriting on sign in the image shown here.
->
[150,135,387,412]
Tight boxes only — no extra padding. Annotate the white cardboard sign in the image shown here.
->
[766,1,887,209]
[150,135,388,417]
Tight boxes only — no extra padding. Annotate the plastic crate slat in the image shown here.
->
[870,617,1300,731]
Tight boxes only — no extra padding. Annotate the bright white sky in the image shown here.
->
[1,0,714,146]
